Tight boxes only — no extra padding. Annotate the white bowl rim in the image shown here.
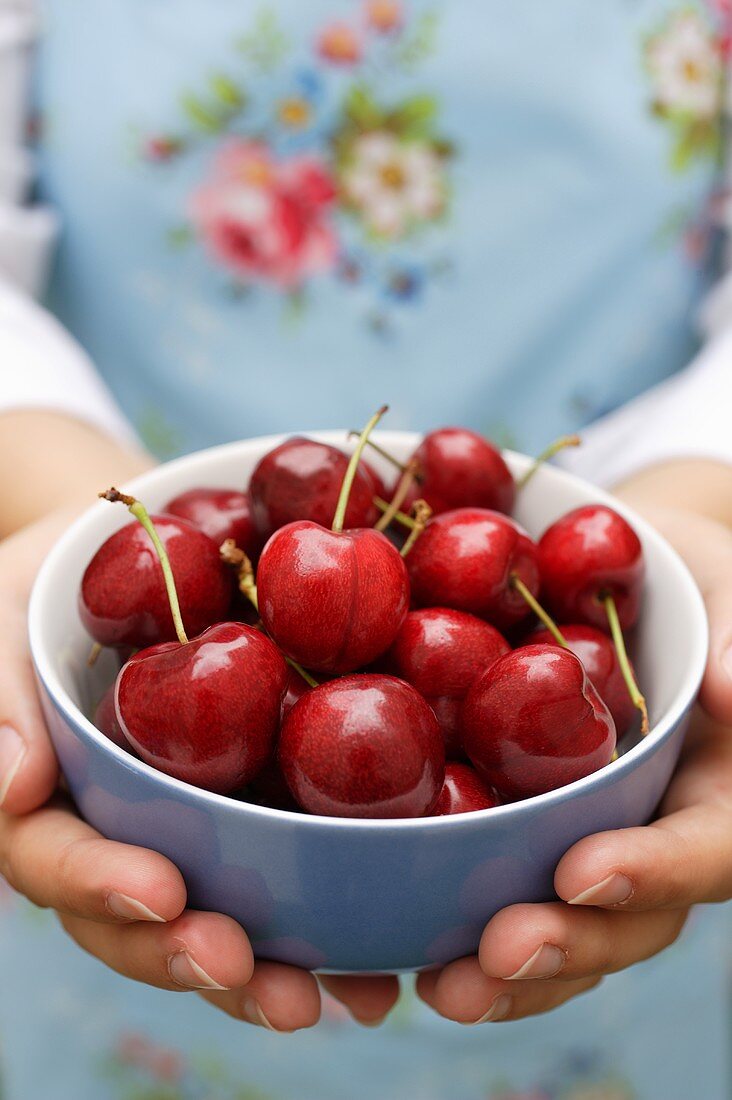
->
[28,430,709,832]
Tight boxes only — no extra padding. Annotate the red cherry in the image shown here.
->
[93,684,132,751]
[279,674,445,818]
[406,508,540,630]
[462,644,616,800]
[163,487,261,559]
[247,758,301,811]
[383,608,510,757]
[431,762,501,815]
[80,516,231,649]
[529,624,637,737]
[257,521,409,673]
[408,428,515,515]
[281,664,314,717]
[116,622,288,793]
[538,505,644,630]
[249,437,379,539]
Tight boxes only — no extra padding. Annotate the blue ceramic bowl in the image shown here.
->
[28,431,708,973]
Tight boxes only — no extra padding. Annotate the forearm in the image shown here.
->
[614,458,732,531]
[0,409,152,539]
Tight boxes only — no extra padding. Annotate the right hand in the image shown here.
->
[0,510,399,1030]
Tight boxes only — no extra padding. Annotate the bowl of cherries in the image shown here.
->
[28,411,707,973]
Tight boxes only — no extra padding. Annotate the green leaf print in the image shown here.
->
[387,94,437,139]
[236,8,290,72]
[209,73,247,110]
[180,92,224,133]
[395,10,439,70]
[343,85,384,131]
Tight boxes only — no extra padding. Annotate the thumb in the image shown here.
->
[0,592,59,815]
[636,507,732,724]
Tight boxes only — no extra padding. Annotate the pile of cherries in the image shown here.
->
[81,408,647,820]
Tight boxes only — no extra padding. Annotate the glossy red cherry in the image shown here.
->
[406,427,515,516]
[257,522,409,673]
[383,608,510,757]
[163,487,261,559]
[93,684,132,751]
[279,674,445,818]
[406,508,540,630]
[538,505,644,630]
[116,622,288,793]
[247,758,301,811]
[80,516,231,649]
[431,762,501,815]
[249,437,379,539]
[462,644,616,800]
[529,624,637,737]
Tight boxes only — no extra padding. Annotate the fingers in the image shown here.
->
[699,577,732,724]
[59,909,254,992]
[0,796,187,922]
[201,962,322,1032]
[318,974,400,1026]
[478,902,687,983]
[416,956,601,1024]
[0,595,58,814]
[554,803,732,911]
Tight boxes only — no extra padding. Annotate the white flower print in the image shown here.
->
[343,131,446,239]
[646,9,722,119]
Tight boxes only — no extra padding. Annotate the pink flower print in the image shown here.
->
[365,0,404,34]
[317,22,362,65]
[191,140,338,288]
[114,1032,185,1083]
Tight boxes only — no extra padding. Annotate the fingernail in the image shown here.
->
[242,996,291,1032]
[568,872,633,907]
[168,950,228,990]
[0,724,26,807]
[350,1011,389,1028]
[106,891,167,923]
[506,943,566,980]
[473,994,512,1024]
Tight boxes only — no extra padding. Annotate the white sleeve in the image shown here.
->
[0,0,136,445]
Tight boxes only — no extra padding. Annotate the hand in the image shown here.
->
[0,511,399,1030]
[418,506,732,1024]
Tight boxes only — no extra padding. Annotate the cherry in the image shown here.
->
[538,505,648,733]
[93,683,132,751]
[256,409,410,673]
[163,487,261,559]
[279,674,445,818]
[383,608,510,757]
[116,621,288,793]
[249,436,379,540]
[406,508,540,630]
[281,663,315,717]
[431,762,501,815]
[247,757,300,811]
[529,624,637,737]
[462,644,616,799]
[80,511,231,649]
[538,505,644,631]
[408,428,515,515]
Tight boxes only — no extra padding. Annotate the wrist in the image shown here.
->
[613,458,732,532]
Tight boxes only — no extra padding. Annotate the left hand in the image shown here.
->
[417,506,732,1024]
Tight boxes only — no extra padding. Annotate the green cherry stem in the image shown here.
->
[373,496,417,530]
[400,501,432,557]
[375,457,420,532]
[518,434,581,490]
[510,575,568,647]
[349,434,412,476]
[333,406,388,533]
[603,594,649,736]
[99,488,189,646]
[219,539,318,689]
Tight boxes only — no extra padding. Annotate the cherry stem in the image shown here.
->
[219,539,318,689]
[373,496,416,530]
[510,575,568,646]
[350,434,413,476]
[333,406,389,533]
[87,642,103,668]
[100,488,188,646]
[375,458,420,532]
[602,594,649,736]
[518,434,581,489]
[400,501,432,557]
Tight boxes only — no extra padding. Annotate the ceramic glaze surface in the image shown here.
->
[29,432,707,972]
